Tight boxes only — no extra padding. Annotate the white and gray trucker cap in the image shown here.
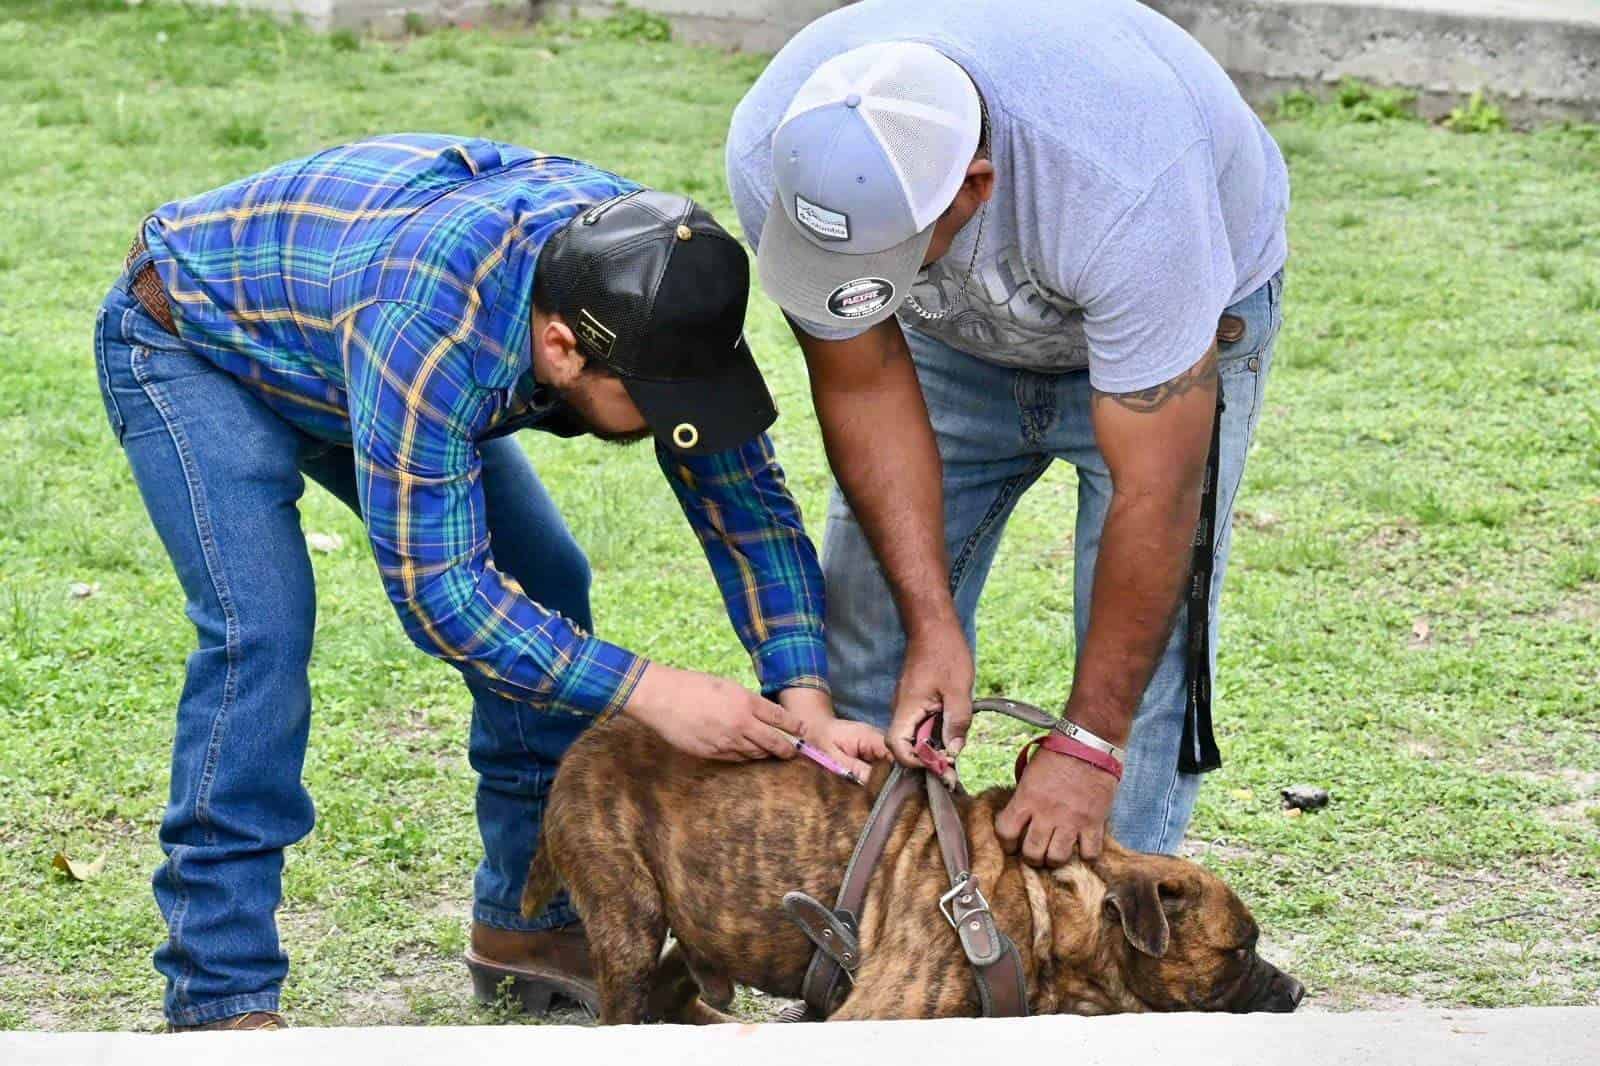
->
[757,41,982,330]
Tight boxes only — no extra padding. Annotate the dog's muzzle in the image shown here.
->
[1236,958,1306,1013]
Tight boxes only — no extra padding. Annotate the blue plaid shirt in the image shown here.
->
[141,133,827,719]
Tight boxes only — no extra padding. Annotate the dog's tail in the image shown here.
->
[520,839,562,919]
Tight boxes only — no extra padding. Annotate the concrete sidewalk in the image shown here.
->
[5,1007,1599,1066]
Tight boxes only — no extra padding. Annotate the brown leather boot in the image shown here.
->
[465,922,598,1016]
[168,1011,286,1032]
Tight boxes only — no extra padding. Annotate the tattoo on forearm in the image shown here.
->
[1092,349,1219,413]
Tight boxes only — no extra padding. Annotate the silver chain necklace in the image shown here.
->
[902,201,988,321]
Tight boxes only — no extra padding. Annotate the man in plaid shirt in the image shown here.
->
[95,134,885,1031]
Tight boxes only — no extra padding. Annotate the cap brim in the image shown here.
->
[757,194,933,332]
[621,336,777,456]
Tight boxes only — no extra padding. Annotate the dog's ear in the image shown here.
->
[1103,875,1172,959]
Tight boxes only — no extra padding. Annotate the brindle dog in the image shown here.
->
[523,716,1304,1024]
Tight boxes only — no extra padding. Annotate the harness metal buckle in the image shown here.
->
[938,873,990,930]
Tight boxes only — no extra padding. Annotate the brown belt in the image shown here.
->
[780,697,1061,1020]
[125,229,178,335]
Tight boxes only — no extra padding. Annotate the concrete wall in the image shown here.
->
[547,0,843,52]
[209,0,520,34]
[217,0,1600,124]
[1146,0,1600,124]
[540,0,1600,124]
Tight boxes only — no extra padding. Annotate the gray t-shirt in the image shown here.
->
[727,0,1289,392]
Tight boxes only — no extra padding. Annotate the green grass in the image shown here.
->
[1,1,1598,1031]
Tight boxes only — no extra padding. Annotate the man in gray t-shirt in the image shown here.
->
[727,0,1289,863]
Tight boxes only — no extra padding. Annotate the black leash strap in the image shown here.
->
[1179,385,1226,774]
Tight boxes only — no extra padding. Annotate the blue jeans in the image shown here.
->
[94,276,590,1026]
[825,272,1283,854]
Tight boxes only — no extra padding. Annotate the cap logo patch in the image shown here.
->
[576,309,617,361]
[827,277,895,320]
[794,194,850,242]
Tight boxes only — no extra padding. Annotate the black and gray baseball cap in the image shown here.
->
[758,42,983,329]
[535,188,776,455]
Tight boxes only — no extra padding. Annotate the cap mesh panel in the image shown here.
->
[782,63,853,124]
[862,106,970,221]
[861,67,953,112]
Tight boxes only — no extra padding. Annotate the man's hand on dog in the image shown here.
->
[777,686,889,781]
[886,615,975,771]
[623,665,888,777]
[624,664,808,762]
[996,748,1119,866]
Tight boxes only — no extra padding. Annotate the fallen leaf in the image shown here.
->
[68,582,100,600]
[1229,788,1255,802]
[52,851,107,882]
[1409,617,1433,649]
[307,532,344,554]
[1283,807,1302,819]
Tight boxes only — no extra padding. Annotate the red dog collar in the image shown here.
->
[1015,731,1124,782]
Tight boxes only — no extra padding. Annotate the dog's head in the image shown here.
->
[1031,847,1303,1014]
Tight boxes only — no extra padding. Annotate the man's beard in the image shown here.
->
[549,385,652,447]
[592,424,653,447]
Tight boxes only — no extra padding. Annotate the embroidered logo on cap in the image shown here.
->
[794,194,850,242]
[826,277,895,320]
[576,309,617,361]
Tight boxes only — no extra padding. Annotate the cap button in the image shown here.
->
[675,224,692,241]
[844,92,861,109]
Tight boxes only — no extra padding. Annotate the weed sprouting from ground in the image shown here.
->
[1572,277,1600,313]
[1445,91,1509,134]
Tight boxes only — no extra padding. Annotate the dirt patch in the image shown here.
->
[1307,990,1430,1012]
[1179,838,1258,865]
[1391,860,1597,940]
[0,963,69,1030]
[1401,738,1444,761]
[1359,521,1420,553]
[1549,590,1600,625]
[381,707,465,769]
[1038,531,1076,564]
[1235,509,1282,532]
[383,707,450,744]
[1496,769,1600,829]
[423,897,470,921]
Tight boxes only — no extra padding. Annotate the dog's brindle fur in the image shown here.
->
[524,717,1303,1024]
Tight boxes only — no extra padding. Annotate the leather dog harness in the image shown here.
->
[780,697,1069,1020]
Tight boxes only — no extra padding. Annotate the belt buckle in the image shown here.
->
[938,873,990,930]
